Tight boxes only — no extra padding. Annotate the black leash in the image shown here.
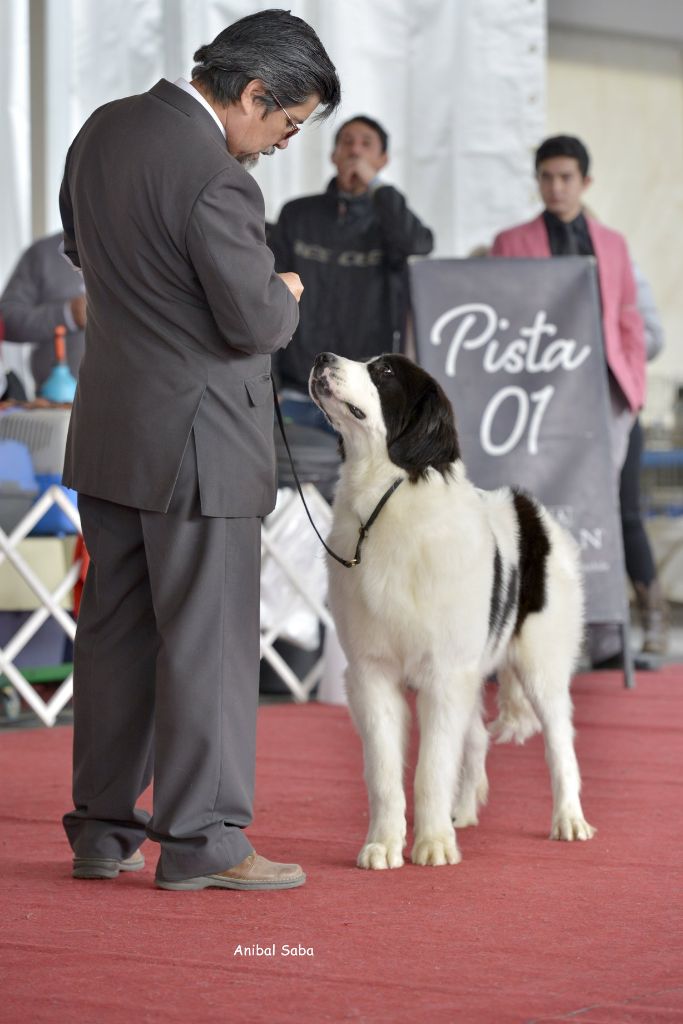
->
[272,379,403,568]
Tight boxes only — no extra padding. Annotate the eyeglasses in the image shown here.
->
[269,91,301,138]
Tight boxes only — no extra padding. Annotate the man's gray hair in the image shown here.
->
[192,8,341,120]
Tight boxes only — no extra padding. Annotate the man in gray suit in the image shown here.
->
[0,232,86,393]
[60,10,340,892]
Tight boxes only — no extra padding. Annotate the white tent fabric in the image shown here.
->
[0,0,31,290]
[0,0,545,289]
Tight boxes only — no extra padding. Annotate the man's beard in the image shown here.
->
[237,146,276,171]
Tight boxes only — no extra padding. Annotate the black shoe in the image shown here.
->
[72,850,145,879]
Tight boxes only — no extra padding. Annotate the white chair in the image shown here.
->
[260,485,339,702]
[0,486,82,725]
[2,481,348,723]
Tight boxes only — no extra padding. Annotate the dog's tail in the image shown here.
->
[489,667,542,745]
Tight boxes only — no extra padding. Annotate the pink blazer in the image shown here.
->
[491,214,645,412]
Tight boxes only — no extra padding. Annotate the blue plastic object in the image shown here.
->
[40,325,77,403]
[40,363,77,403]
[30,474,78,536]
[0,440,38,534]
[641,448,683,468]
[0,440,37,490]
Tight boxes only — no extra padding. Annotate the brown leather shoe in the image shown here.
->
[73,849,145,879]
[155,851,306,891]
[635,580,669,656]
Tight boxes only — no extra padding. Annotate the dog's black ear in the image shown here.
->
[388,381,460,482]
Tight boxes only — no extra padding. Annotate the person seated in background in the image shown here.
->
[0,231,86,395]
[0,317,27,402]
[491,134,647,669]
[269,115,434,430]
[620,263,669,661]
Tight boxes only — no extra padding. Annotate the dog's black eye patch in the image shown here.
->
[346,403,366,420]
[369,360,394,384]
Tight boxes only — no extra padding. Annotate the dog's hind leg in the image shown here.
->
[346,666,409,870]
[515,660,595,842]
[412,676,479,866]
[452,703,489,828]
[489,664,542,745]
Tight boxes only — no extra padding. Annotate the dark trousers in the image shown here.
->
[620,417,656,588]
[63,435,261,880]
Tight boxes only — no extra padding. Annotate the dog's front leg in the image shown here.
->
[412,681,478,866]
[347,667,409,870]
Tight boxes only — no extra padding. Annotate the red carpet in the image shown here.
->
[2,670,682,1024]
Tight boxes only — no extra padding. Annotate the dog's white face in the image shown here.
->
[309,352,460,482]
[308,353,385,436]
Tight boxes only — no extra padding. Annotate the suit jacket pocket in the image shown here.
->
[193,381,277,518]
[245,373,273,407]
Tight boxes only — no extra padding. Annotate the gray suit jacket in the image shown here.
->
[0,232,85,390]
[60,79,298,517]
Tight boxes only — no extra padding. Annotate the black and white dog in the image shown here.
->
[309,352,595,870]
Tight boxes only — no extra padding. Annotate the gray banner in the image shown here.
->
[409,256,626,624]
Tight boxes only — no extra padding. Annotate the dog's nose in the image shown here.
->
[313,352,337,373]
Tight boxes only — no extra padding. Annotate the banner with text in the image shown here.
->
[409,256,626,624]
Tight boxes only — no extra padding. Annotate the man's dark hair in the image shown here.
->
[191,9,341,120]
[334,115,389,153]
[535,135,590,178]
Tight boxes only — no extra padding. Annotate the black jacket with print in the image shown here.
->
[269,179,434,392]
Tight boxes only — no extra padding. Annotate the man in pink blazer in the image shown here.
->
[492,135,645,427]
[492,135,647,666]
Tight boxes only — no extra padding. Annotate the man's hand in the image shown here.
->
[336,156,377,194]
[278,272,304,303]
[70,294,87,329]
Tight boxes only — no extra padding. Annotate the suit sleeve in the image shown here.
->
[0,246,69,344]
[490,231,510,256]
[618,241,646,407]
[632,261,664,361]
[266,208,297,388]
[372,185,434,265]
[267,208,294,274]
[185,169,298,356]
[59,144,80,271]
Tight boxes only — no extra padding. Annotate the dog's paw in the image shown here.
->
[411,834,461,867]
[357,840,404,870]
[451,795,480,828]
[452,808,479,828]
[550,813,596,842]
[452,776,489,828]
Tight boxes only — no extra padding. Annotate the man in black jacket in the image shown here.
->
[269,115,434,429]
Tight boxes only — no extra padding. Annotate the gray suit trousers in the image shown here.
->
[63,433,260,880]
